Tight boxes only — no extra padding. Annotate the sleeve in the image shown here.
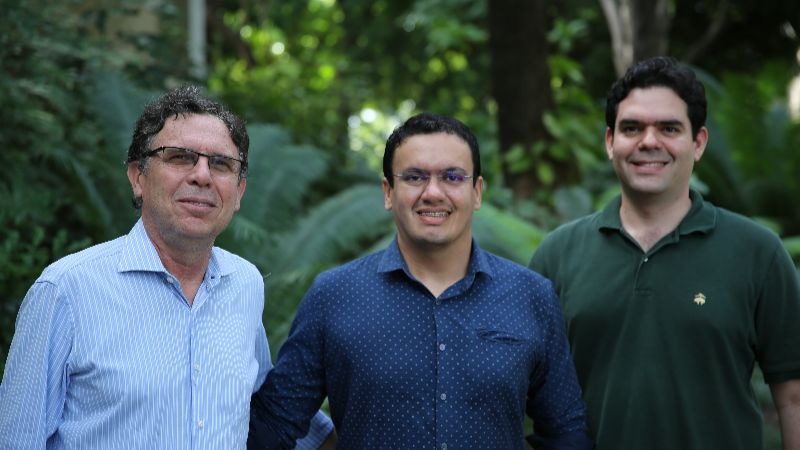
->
[249,282,332,449]
[756,241,800,384]
[0,280,74,448]
[525,279,594,450]
[253,295,272,390]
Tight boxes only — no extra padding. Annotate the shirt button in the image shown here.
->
[438,343,446,351]
[643,257,649,262]
[197,419,204,428]
[194,363,201,371]
[434,299,441,306]
[441,444,447,450]
[440,393,446,401]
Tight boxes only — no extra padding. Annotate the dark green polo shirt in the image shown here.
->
[530,190,800,450]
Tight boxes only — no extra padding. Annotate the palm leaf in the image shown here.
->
[88,71,156,156]
[239,124,330,230]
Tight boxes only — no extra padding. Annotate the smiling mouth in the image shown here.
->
[632,161,668,167]
[180,198,216,208]
[418,211,449,217]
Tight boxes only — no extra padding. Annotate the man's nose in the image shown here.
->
[639,127,660,148]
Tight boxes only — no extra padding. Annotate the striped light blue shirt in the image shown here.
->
[0,219,332,449]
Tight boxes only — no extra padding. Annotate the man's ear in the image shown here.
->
[604,127,615,160]
[127,163,144,199]
[693,126,709,162]
[382,177,393,211]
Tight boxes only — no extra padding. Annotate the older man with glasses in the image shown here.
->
[0,86,334,449]
[248,113,593,449]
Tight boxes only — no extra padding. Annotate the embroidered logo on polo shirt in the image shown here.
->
[693,293,706,305]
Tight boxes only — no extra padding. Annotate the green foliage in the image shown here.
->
[473,205,545,265]
[250,185,394,348]
[784,236,800,267]
[235,124,331,232]
[1,5,796,446]
[696,62,800,243]
[0,0,129,365]
[0,229,90,356]
[209,0,490,162]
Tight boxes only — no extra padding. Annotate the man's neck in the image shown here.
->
[156,246,211,304]
[618,188,692,252]
[397,237,472,299]
[142,223,212,305]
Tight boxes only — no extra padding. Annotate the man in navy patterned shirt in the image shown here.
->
[249,113,592,449]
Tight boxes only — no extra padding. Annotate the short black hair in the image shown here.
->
[606,56,707,138]
[383,112,481,187]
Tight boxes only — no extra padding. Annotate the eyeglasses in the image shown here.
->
[144,146,245,176]
[393,168,473,187]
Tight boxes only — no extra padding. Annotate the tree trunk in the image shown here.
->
[188,0,206,79]
[599,0,671,76]
[489,0,569,201]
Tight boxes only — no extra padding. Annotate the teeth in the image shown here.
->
[419,211,448,217]
[637,162,666,167]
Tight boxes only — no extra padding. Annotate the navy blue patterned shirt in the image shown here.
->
[250,238,591,450]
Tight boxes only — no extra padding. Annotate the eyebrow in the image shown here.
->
[617,119,685,128]
[401,167,467,173]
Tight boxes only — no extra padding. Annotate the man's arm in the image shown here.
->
[253,300,333,450]
[0,281,72,447]
[249,284,331,449]
[770,379,800,450]
[525,280,593,450]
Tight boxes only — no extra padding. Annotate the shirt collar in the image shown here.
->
[377,236,494,281]
[117,219,232,279]
[597,189,717,236]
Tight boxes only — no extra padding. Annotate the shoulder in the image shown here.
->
[709,205,786,252]
[480,249,553,291]
[213,246,262,278]
[313,249,385,287]
[544,212,600,242]
[38,236,126,284]
[714,206,781,239]
[533,213,601,261]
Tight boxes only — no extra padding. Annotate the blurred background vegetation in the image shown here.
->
[1,0,798,446]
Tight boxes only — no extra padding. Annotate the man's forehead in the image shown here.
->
[616,87,690,124]
[395,134,472,167]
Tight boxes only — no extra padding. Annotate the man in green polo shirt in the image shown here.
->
[529,56,800,449]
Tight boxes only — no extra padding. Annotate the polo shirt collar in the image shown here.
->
[678,190,717,235]
[117,219,231,280]
[597,189,716,236]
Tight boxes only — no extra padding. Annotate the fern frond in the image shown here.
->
[272,184,392,273]
[240,125,330,230]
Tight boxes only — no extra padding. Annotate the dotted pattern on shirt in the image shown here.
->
[260,240,587,449]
